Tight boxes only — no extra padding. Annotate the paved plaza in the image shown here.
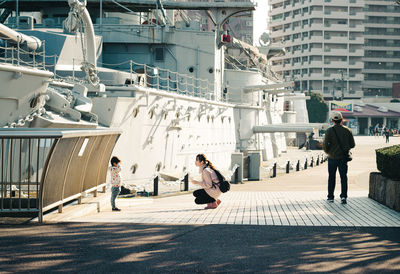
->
[1,136,399,273]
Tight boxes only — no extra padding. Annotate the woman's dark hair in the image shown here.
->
[110,156,121,166]
[196,154,216,170]
[196,154,224,184]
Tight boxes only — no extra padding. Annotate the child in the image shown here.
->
[109,156,122,211]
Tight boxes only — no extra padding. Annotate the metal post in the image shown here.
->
[100,0,103,28]
[17,39,20,65]
[304,158,308,170]
[316,156,319,166]
[184,173,189,191]
[310,157,314,167]
[54,55,57,75]
[234,166,239,184]
[271,162,277,178]
[129,60,133,84]
[286,160,290,174]
[153,175,159,196]
[16,0,19,29]
[296,160,300,171]
[72,58,75,83]
[42,41,46,70]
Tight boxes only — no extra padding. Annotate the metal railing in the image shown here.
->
[97,59,215,100]
[0,38,59,74]
[0,128,121,222]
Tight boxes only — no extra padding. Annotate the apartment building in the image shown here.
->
[269,0,364,99]
[363,1,400,99]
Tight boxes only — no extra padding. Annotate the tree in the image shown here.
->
[306,92,329,123]
[390,99,400,103]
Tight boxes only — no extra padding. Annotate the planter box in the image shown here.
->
[369,172,400,212]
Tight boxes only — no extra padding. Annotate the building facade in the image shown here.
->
[363,0,400,98]
[269,0,364,99]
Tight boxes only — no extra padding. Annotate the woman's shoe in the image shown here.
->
[204,202,218,209]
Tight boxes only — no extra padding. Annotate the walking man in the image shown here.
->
[323,112,355,204]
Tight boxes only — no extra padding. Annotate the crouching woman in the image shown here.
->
[189,154,222,209]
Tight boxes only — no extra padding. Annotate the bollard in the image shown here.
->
[304,158,308,170]
[184,173,189,191]
[271,162,277,178]
[286,160,290,174]
[153,175,159,196]
[296,160,300,171]
[316,156,319,166]
[310,157,314,167]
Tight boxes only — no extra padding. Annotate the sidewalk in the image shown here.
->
[1,136,400,273]
[41,136,400,227]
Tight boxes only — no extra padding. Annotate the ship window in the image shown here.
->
[188,67,194,73]
[155,48,164,61]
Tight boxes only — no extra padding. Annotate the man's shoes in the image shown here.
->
[327,198,334,203]
[341,198,347,204]
[112,207,121,211]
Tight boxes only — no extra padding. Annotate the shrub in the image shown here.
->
[376,144,400,181]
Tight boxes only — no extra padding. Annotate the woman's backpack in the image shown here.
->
[213,169,230,193]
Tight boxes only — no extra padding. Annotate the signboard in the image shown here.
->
[330,101,353,113]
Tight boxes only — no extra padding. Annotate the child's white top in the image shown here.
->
[109,164,122,187]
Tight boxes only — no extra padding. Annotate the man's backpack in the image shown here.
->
[213,169,230,193]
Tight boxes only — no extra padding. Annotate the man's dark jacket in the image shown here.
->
[323,124,355,159]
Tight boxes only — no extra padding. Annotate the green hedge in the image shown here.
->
[376,145,400,181]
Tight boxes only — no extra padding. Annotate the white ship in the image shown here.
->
[0,0,314,190]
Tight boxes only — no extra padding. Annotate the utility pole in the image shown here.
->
[339,69,345,101]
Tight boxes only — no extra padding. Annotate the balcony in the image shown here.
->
[348,37,364,44]
[324,36,349,43]
[348,74,364,81]
[324,48,351,56]
[270,6,286,16]
[324,11,350,19]
[323,60,349,68]
[309,11,324,18]
[348,24,364,32]
[348,49,364,56]
[348,61,363,68]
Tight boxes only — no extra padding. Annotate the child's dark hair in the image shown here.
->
[110,156,121,166]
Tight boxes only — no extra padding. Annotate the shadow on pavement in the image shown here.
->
[0,223,399,273]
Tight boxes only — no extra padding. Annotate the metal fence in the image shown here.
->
[0,128,121,222]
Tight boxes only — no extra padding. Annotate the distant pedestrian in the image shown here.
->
[109,156,122,211]
[369,126,373,136]
[384,129,390,143]
[189,154,222,209]
[323,112,355,204]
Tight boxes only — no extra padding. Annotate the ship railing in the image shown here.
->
[0,128,121,222]
[98,59,216,101]
[0,38,56,71]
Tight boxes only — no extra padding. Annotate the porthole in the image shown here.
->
[149,109,154,119]
[156,162,162,172]
[188,67,194,73]
[208,67,214,74]
[133,108,139,117]
[131,163,138,174]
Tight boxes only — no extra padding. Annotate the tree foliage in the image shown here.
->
[390,99,400,103]
[305,92,329,123]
